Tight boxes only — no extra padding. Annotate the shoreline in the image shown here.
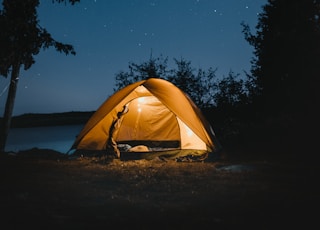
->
[0,111,94,128]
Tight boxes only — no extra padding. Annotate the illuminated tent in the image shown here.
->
[70,78,221,159]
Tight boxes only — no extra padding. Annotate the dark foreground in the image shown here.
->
[0,148,317,230]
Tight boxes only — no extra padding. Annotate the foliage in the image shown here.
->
[167,58,218,108]
[0,0,79,152]
[0,0,76,77]
[52,0,79,5]
[114,55,170,90]
[242,0,320,118]
[214,71,248,111]
[114,55,224,109]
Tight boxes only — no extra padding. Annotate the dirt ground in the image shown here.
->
[0,148,317,230]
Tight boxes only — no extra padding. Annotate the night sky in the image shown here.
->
[0,0,266,116]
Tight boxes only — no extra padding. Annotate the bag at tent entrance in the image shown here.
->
[69,78,222,161]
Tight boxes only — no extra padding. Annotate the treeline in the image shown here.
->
[0,111,94,128]
[112,0,320,155]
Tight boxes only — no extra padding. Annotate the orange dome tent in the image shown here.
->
[70,78,221,160]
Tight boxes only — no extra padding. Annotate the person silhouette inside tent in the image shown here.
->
[107,105,129,158]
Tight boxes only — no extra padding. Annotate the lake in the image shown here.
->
[5,124,84,154]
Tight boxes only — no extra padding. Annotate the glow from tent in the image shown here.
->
[179,120,195,137]
[137,97,146,112]
[136,96,154,112]
[185,125,194,137]
[138,97,145,103]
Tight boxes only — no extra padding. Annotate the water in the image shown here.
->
[5,124,84,153]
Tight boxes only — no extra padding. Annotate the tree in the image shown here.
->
[113,54,170,91]
[214,71,247,112]
[242,0,320,119]
[0,0,79,152]
[167,58,217,108]
[114,55,219,109]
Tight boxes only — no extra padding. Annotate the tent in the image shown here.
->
[70,78,221,160]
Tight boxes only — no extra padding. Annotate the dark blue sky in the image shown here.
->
[0,0,266,116]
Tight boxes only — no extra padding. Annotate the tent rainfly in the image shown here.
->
[70,78,221,160]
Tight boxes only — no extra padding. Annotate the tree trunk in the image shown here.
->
[0,62,20,152]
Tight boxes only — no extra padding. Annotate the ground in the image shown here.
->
[0,147,317,230]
